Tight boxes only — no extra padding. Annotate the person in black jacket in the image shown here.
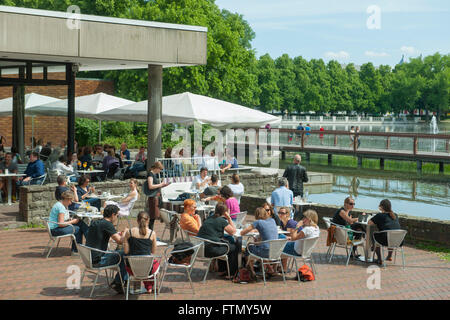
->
[282,154,308,198]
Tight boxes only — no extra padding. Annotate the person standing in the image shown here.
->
[319,126,325,145]
[304,124,311,144]
[355,126,361,149]
[144,161,170,230]
[349,126,355,148]
[270,177,293,217]
[283,154,308,198]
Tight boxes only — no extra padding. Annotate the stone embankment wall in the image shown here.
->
[19,172,278,225]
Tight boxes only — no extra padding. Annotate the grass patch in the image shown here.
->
[19,222,45,229]
[415,241,450,262]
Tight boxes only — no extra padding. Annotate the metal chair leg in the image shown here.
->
[203,260,212,283]
[186,268,195,294]
[90,272,100,298]
[126,279,130,300]
[261,260,266,286]
[225,257,231,281]
[43,239,52,256]
[279,260,286,284]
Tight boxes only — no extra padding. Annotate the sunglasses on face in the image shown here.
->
[349,202,355,206]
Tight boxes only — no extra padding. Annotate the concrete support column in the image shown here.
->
[380,158,385,170]
[328,154,332,166]
[417,160,422,173]
[281,150,286,161]
[305,152,310,163]
[439,162,444,173]
[147,65,163,167]
[12,84,25,158]
[67,64,76,156]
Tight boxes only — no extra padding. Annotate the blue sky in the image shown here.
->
[215,0,450,66]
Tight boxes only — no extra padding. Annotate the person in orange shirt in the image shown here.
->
[179,199,202,235]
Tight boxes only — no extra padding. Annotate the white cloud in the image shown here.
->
[365,51,390,57]
[401,46,417,55]
[324,51,350,60]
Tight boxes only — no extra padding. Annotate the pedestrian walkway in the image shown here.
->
[0,218,448,300]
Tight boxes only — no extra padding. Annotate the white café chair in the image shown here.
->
[159,209,178,242]
[191,236,231,283]
[328,222,366,266]
[124,255,161,300]
[76,243,125,298]
[322,217,333,258]
[281,237,320,283]
[372,229,407,269]
[246,238,288,286]
[233,211,247,229]
[159,243,203,294]
[42,217,76,258]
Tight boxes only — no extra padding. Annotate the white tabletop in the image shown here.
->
[0,173,26,177]
[292,200,317,206]
[229,227,290,238]
[77,170,104,174]
[95,194,123,200]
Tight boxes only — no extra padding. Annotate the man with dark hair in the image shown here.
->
[55,175,80,211]
[17,151,45,186]
[85,205,129,293]
[201,174,220,198]
[192,167,210,190]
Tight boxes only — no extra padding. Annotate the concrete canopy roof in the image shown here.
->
[0,5,208,73]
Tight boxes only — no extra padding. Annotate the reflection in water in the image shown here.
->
[306,174,450,220]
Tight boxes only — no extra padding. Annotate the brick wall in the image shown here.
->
[0,73,114,147]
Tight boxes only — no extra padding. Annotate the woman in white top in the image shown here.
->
[105,178,139,217]
[281,209,320,270]
[227,173,244,204]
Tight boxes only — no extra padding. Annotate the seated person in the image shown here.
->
[331,196,363,257]
[92,144,105,163]
[10,146,23,164]
[241,207,279,276]
[278,206,297,238]
[368,199,403,265]
[39,143,52,162]
[220,149,238,174]
[123,211,159,293]
[0,152,18,201]
[200,174,220,199]
[79,146,93,168]
[202,150,220,171]
[76,175,101,210]
[102,149,120,178]
[120,143,131,162]
[282,209,320,269]
[203,186,240,221]
[263,201,281,227]
[55,175,80,212]
[197,203,239,278]
[16,151,45,186]
[227,173,244,204]
[104,178,139,217]
[52,155,75,177]
[127,146,147,178]
[85,205,128,294]
[48,190,89,255]
[179,199,202,236]
[191,167,210,191]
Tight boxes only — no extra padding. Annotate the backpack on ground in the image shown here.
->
[296,264,315,281]
[233,266,256,284]
[168,241,194,265]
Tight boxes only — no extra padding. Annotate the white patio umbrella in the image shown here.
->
[97,92,281,128]
[26,92,134,120]
[0,93,60,116]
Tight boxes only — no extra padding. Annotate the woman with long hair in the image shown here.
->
[197,203,239,279]
[123,211,159,293]
[145,161,170,230]
[368,199,402,265]
[104,178,139,218]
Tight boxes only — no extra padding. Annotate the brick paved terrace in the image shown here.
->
[0,217,449,300]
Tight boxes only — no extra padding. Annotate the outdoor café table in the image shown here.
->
[167,200,184,212]
[353,213,378,263]
[195,204,216,221]
[69,208,103,225]
[0,173,25,205]
[292,199,318,221]
[226,227,290,268]
[77,169,104,175]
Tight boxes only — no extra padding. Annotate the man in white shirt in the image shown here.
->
[191,167,211,191]
[52,155,74,176]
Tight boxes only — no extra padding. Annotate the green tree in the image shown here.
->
[274,54,297,114]
[256,54,282,112]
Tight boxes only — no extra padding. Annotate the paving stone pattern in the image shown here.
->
[0,217,448,300]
